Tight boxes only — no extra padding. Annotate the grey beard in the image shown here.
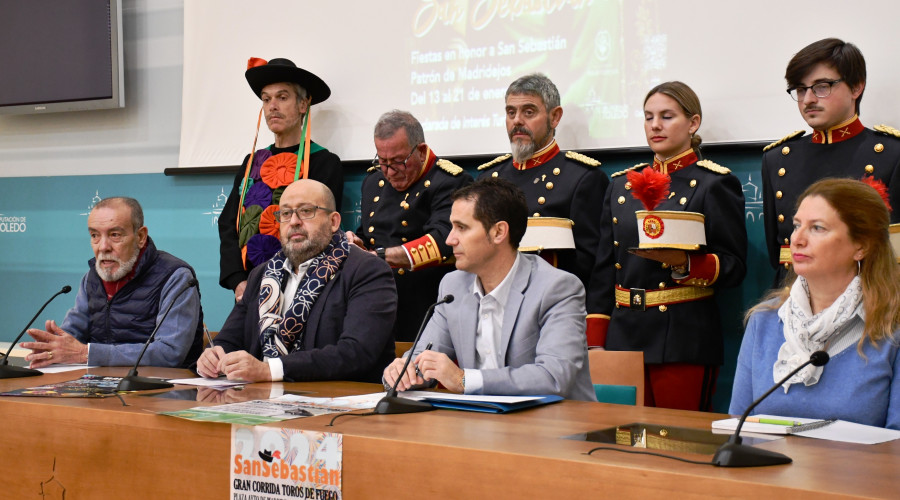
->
[95,249,139,282]
[510,139,535,164]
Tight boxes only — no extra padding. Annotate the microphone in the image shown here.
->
[713,350,830,467]
[375,294,454,414]
[116,278,199,391]
[0,285,72,379]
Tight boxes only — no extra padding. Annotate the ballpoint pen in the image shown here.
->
[415,342,433,379]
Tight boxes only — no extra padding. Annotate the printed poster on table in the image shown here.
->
[231,425,342,500]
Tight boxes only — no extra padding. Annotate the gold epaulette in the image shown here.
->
[611,163,648,178]
[762,130,804,152]
[477,154,511,171]
[565,151,601,167]
[436,159,464,176]
[696,159,731,175]
[874,124,900,139]
[366,165,377,173]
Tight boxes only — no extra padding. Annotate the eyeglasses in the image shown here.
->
[787,79,843,101]
[273,205,332,222]
[371,145,418,172]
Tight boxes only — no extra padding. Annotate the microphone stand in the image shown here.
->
[713,351,830,467]
[374,295,453,414]
[0,285,71,379]
[116,279,198,392]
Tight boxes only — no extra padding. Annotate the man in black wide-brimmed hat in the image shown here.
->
[218,57,344,302]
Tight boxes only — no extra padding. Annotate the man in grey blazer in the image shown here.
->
[383,178,596,401]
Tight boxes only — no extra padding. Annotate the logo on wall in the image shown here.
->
[203,187,228,226]
[0,213,27,233]
[742,174,763,223]
[80,190,103,216]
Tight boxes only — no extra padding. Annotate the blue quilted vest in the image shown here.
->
[84,237,204,367]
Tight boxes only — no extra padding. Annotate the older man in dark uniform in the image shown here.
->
[477,73,609,347]
[219,58,343,302]
[762,38,900,285]
[347,110,472,342]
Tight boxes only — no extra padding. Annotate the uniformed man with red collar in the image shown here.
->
[762,38,900,285]
[477,73,609,346]
[347,110,472,342]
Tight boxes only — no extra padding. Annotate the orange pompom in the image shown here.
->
[247,57,267,70]
[258,205,281,237]
[627,167,671,211]
[260,153,299,189]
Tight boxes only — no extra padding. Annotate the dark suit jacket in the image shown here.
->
[215,245,397,383]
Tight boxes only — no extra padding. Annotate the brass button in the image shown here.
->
[784,238,789,244]
[401,237,408,242]
[368,226,374,233]
[491,172,499,178]
[613,217,618,224]
[369,211,375,217]
[866,164,875,174]
[624,181,632,190]
[378,180,385,187]
[425,241,433,247]
[546,182,554,190]
[659,305,668,312]
[614,241,619,247]
[689,180,697,188]
[553,167,560,175]
[617,196,626,205]
[775,191,782,199]
[782,146,790,156]
[661,262,670,269]
[369,238,375,245]
[660,429,669,437]
[875,143,884,153]
[538,196,546,205]
[669,192,676,199]
[401,202,410,210]
[401,220,408,227]
[615,263,622,270]
[659,282,666,288]
[398,269,405,275]
[679,197,687,205]
[778,168,786,177]
[424,180,431,187]
[533,212,540,217]
[778,214,785,223]
[373,196,380,202]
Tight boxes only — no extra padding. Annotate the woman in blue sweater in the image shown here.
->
[730,178,900,429]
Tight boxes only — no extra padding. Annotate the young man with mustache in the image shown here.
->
[23,197,204,368]
[762,38,900,286]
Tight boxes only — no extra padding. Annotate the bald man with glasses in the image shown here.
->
[346,110,472,341]
[198,179,397,383]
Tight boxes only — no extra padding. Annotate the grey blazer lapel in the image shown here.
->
[454,276,479,367]
[498,256,533,362]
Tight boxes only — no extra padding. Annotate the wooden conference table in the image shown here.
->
[0,367,897,499]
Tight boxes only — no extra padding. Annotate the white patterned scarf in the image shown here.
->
[775,275,863,392]
[257,231,349,358]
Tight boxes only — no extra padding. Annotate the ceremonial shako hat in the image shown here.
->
[626,165,706,251]
[634,210,706,250]
[518,217,575,252]
[245,57,331,104]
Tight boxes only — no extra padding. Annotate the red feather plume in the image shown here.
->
[860,175,892,212]
[626,167,671,211]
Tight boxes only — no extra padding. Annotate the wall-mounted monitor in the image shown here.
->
[0,0,124,115]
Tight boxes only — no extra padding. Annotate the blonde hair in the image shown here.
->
[644,81,702,154]
[747,178,900,352]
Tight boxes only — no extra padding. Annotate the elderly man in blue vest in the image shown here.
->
[22,197,204,368]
